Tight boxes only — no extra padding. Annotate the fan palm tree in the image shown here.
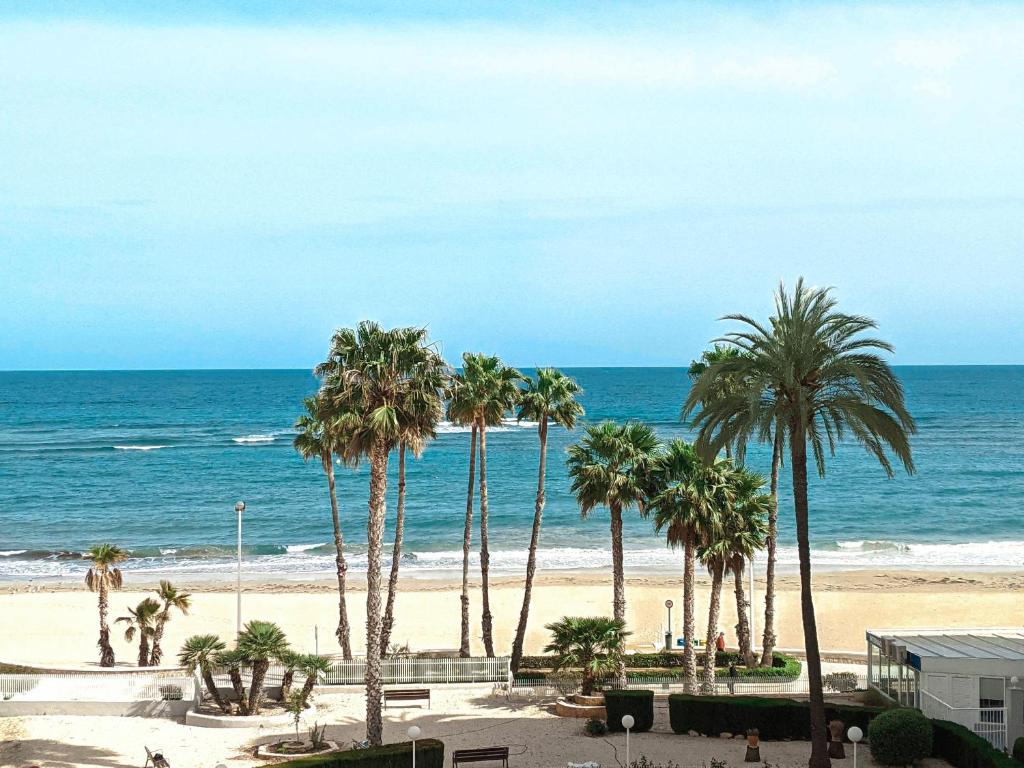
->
[543,616,629,697]
[724,470,770,668]
[648,440,731,692]
[115,597,161,668]
[684,278,915,768]
[296,654,333,707]
[316,321,448,746]
[215,647,249,714]
[277,650,301,702]
[84,543,128,667]
[236,620,290,716]
[148,580,191,666]
[178,634,229,713]
[294,392,357,659]
[509,368,584,674]
[567,421,659,686]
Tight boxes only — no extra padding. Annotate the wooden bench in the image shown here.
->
[382,688,430,709]
[452,747,509,768]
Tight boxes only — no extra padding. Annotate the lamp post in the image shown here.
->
[848,725,863,768]
[622,715,635,768]
[408,725,422,768]
[234,500,245,636]
[749,554,756,655]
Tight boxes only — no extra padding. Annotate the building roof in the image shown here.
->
[867,628,1024,675]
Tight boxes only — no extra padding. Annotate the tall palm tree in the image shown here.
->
[115,597,161,667]
[760,423,784,667]
[648,440,730,692]
[687,346,746,460]
[685,278,915,768]
[543,616,629,697]
[509,368,584,674]
[236,619,290,716]
[178,634,230,713]
[317,321,448,746]
[567,421,659,686]
[294,392,357,659]
[84,544,128,667]
[148,580,191,666]
[697,528,729,690]
[724,470,770,668]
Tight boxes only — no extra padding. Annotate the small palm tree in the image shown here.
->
[178,634,229,713]
[148,580,191,666]
[84,544,128,667]
[116,597,161,667]
[277,649,301,702]
[510,368,584,673]
[296,654,333,707]
[648,440,731,692]
[544,616,629,696]
[685,279,915,768]
[215,647,249,714]
[236,620,290,716]
[295,392,359,659]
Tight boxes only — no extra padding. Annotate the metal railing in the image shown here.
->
[0,671,198,703]
[920,689,1007,751]
[321,656,510,686]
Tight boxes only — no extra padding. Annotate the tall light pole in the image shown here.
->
[235,500,246,636]
[749,554,756,655]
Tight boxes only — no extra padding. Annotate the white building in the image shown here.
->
[866,628,1024,751]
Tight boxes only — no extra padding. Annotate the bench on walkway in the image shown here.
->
[383,688,430,709]
[452,747,509,768]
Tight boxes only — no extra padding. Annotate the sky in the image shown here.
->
[1,2,1023,369]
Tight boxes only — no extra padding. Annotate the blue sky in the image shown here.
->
[2,2,1023,369]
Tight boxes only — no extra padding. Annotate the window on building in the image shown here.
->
[979,677,1005,724]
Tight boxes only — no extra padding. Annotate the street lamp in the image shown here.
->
[848,726,863,768]
[234,501,245,636]
[408,725,422,768]
[621,715,635,767]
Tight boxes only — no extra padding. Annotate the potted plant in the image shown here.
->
[746,728,759,747]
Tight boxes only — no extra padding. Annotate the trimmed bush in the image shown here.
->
[667,694,883,740]
[931,720,1019,768]
[605,690,655,733]
[1012,736,1024,764]
[271,739,444,768]
[585,717,608,736]
[514,654,800,685]
[868,708,932,765]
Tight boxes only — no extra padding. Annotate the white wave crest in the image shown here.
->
[113,445,169,451]
[286,543,326,554]
[232,435,275,444]
[0,550,27,557]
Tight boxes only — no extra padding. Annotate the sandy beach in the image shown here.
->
[2,569,1021,666]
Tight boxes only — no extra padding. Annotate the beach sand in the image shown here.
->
[1,569,1021,665]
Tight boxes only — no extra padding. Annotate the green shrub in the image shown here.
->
[519,651,796,674]
[666,694,883,740]
[1012,736,1024,764]
[271,739,444,768]
[868,708,932,765]
[930,720,1019,768]
[513,653,800,685]
[585,717,608,736]
[605,690,655,733]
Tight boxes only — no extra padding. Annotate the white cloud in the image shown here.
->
[892,39,964,73]
[711,54,837,88]
[913,77,953,99]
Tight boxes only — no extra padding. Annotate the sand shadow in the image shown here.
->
[0,738,134,768]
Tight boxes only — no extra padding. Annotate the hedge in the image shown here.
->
[931,720,1019,768]
[667,695,883,740]
[515,653,800,683]
[605,690,655,733]
[868,708,932,765]
[271,739,445,768]
[520,651,794,672]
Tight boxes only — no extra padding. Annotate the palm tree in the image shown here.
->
[115,597,161,667]
[277,650,301,702]
[697,529,729,690]
[724,470,770,668]
[567,421,659,686]
[296,654,333,707]
[317,321,448,746]
[178,634,229,713]
[648,440,731,692]
[685,278,915,768]
[509,368,584,674]
[543,616,629,696]
[294,392,356,659]
[84,544,128,667]
[760,423,784,667]
[236,620,290,716]
[215,648,249,714]
[149,580,191,666]
[687,346,746,460]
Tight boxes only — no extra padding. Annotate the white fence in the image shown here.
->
[319,656,510,686]
[0,671,198,706]
[920,689,1007,751]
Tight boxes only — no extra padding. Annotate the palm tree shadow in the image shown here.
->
[0,739,134,767]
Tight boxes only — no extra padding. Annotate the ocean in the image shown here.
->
[0,367,1022,582]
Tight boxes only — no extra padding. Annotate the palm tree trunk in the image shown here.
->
[149,613,167,666]
[138,634,150,668]
[460,425,477,657]
[298,673,317,707]
[702,562,724,690]
[247,659,269,716]
[98,578,115,667]
[228,665,248,715]
[733,559,754,667]
[381,442,407,655]
[610,502,627,688]
[682,530,697,693]
[325,453,353,660]
[510,417,548,674]
[479,421,495,657]
[202,669,230,713]
[791,423,830,768]
[364,438,389,746]
[760,428,782,667]
[280,668,295,701]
